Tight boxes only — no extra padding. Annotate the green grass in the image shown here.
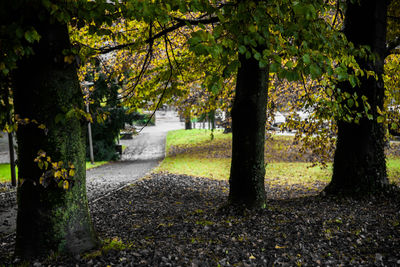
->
[387,158,400,184]
[86,161,108,170]
[166,129,227,153]
[0,164,18,183]
[0,161,108,183]
[155,129,400,186]
[156,155,332,186]
[157,155,231,180]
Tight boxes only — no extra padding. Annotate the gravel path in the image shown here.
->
[0,111,184,236]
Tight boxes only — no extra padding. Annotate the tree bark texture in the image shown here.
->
[13,9,98,258]
[325,0,389,195]
[228,53,268,208]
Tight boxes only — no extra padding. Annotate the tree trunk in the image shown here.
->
[228,53,268,209]
[185,115,192,130]
[325,0,389,195]
[13,12,98,258]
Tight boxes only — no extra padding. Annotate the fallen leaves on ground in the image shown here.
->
[2,173,398,266]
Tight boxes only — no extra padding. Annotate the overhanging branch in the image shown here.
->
[83,16,219,55]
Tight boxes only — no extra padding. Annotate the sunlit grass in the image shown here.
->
[0,164,17,183]
[86,161,108,170]
[156,129,400,186]
[155,155,332,185]
[166,129,228,153]
[387,158,400,184]
[0,161,108,183]
[156,155,231,180]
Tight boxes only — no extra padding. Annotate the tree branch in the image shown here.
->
[83,16,219,55]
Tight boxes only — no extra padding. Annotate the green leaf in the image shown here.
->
[248,25,257,33]
[270,63,280,73]
[223,60,239,77]
[259,60,268,68]
[302,54,311,64]
[377,116,384,123]
[16,27,24,38]
[349,75,357,87]
[310,64,322,79]
[285,60,294,69]
[347,99,354,108]
[254,52,261,61]
[338,72,348,81]
[238,45,246,54]
[24,29,41,43]
[55,113,65,124]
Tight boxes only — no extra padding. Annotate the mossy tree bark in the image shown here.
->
[12,8,98,258]
[325,0,389,195]
[228,52,268,209]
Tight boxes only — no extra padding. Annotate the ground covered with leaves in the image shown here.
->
[2,172,399,266]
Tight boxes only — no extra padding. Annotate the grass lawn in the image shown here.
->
[0,161,108,184]
[155,129,400,186]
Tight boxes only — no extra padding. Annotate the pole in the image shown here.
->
[86,102,94,164]
[81,81,95,164]
[8,132,16,186]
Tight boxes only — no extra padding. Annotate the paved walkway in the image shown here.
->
[0,111,184,236]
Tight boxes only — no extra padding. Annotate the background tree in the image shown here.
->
[73,0,360,207]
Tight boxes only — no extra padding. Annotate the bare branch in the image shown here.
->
[81,16,219,55]
[136,33,173,133]
[119,24,154,100]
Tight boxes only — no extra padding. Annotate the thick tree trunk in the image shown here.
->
[325,1,389,195]
[228,53,268,209]
[13,12,98,258]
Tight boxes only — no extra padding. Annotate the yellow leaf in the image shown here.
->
[63,180,69,190]
[54,170,61,178]
[64,55,75,64]
[249,255,256,260]
[38,124,46,129]
[69,169,75,177]
[275,245,286,249]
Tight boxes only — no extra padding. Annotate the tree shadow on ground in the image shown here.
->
[85,173,400,266]
[1,173,399,266]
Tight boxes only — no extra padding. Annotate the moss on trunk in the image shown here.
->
[13,9,98,258]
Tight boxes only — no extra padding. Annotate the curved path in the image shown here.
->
[0,111,183,236]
